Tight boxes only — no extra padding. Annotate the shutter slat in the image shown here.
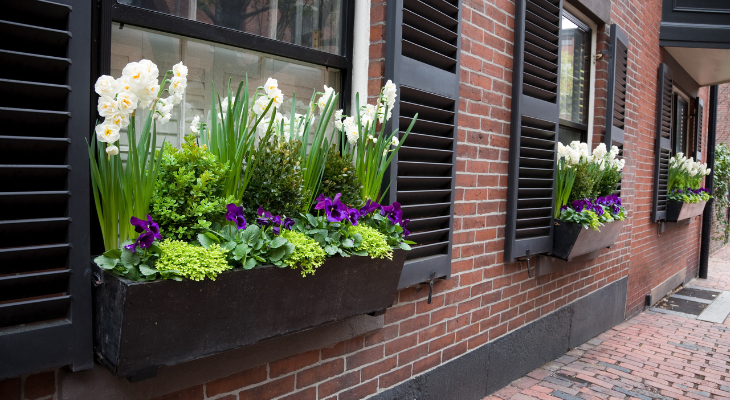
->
[402,9,457,43]
[0,20,71,58]
[400,115,454,135]
[398,161,452,176]
[0,295,70,329]
[0,49,70,84]
[0,243,71,275]
[400,100,455,122]
[0,79,70,111]
[652,63,673,222]
[0,191,69,220]
[401,40,456,70]
[417,0,459,17]
[0,165,70,191]
[0,270,71,302]
[402,25,458,58]
[408,241,450,259]
[404,0,458,29]
[399,145,454,163]
[401,132,453,149]
[0,136,70,164]
[695,98,704,161]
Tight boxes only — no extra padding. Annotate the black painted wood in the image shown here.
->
[0,0,93,380]
[505,0,563,262]
[660,0,730,48]
[385,0,461,288]
[665,200,707,222]
[652,63,674,222]
[604,24,629,197]
[94,252,407,379]
[695,97,704,161]
[551,220,624,261]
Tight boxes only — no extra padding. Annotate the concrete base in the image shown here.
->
[370,277,629,400]
[650,269,689,307]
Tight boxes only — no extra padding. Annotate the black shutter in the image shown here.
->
[695,97,704,162]
[0,0,93,379]
[505,0,562,262]
[652,63,674,222]
[385,0,461,288]
[604,24,629,195]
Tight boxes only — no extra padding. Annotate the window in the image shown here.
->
[558,10,594,146]
[111,24,341,149]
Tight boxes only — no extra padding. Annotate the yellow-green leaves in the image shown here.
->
[156,239,230,281]
[279,230,326,277]
[347,225,393,260]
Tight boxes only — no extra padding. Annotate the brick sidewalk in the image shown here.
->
[485,246,730,400]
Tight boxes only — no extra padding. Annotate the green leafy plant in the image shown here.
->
[151,135,234,240]
[347,224,393,260]
[93,240,163,281]
[200,223,296,270]
[156,239,231,281]
[295,213,365,257]
[713,144,730,243]
[242,139,305,221]
[318,144,363,208]
[279,230,327,276]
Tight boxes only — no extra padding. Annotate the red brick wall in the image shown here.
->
[0,0,712,399]
[0,371,55,400]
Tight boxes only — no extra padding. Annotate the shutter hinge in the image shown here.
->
[427,272,436,304]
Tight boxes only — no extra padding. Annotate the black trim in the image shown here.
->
[652,63,674,223]
[111,1,352,71]
[369,277,629,400]
[558,118,587,132]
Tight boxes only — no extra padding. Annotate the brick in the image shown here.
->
[321,337,364,360]
[338,379,379,400]
[238,376,296,400]
[385,333,418,356]
[24,371,55,400]
[318,371,360,398]
[297,359,344,389]
[278,387,316,400]
[413,353,441,375]
[151,386,204,400]
[346,345,384,370]
[361,356,398,381]
[379,365,412,389]
[0,378,21,400]
[270,350,320,378]
[205,365,267,396]
[364,325,399,347]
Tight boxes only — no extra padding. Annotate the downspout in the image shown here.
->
[699,84,719,279]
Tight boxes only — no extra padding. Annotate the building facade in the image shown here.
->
[1,0,729,399]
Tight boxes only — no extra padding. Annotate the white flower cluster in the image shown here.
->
[333,80,399,147]
[557,141,625,172]
[670,153,711,177]
[94,60,187,154]
[190,115,201,135]
[249,77,309,141]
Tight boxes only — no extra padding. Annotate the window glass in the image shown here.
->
[674,94,689,154]
[558,126,584,146]
[117,0,344,55]
[111,23,341,149]
[559,14,590,126]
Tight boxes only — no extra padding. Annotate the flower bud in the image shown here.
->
[106,145,119,156]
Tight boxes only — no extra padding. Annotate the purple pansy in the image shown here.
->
[359,199,381,216]
[315,193,348,223]
[125,215,162,253]
[346,208,360,225]
[381,202,403,225]
[402,219,411,237]
[225,203,247,229]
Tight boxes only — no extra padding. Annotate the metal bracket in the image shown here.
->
[92,272,104,287]
[427,272,436,304]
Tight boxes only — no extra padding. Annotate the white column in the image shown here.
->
[350,0,371,114]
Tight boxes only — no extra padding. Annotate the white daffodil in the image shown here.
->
[95,75,119,97]
[116,91,138,114]
[116,77,131,94]
[122,62,148,91]
[391,136,399,147]
[592,143,607,159]
[253,96,271,116]
[264,77,279,97]
[270,90,284,108]
[172,62,188,79]
[109,113,129,128]
[169,77,187,96]
[106,145,119,156]
[190,115,200,134]
[96,122,120,143]
[317,85,335,113]
[138,82,160,108]
[97,96,119,118]
[346,125,359,146]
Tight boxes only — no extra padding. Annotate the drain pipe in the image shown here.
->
[699,84,719,279]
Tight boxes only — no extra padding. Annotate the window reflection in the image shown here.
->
[117,0,343,55]
[559,15,590,126]
[111,23,341,149]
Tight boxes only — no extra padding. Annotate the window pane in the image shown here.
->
[558,125,585,146]
[559,15,590,125]
[674,95,688,154]
[111,23,341,148]
[117,0,343,55]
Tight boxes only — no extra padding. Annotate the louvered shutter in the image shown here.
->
[385,0,461,288]
[695,98,704,162]
[652,63,673,222]
[505,0,562,262]
[0,0,93,379]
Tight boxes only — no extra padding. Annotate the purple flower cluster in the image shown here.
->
[225,204,246,229]
[257,207,294,235]
[314,194,410,237]
[672,188,709,195]
[567,194,623,217]
[125,215,162,253]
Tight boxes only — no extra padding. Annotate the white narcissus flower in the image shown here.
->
[106,145,119,156]
[116,91,138,114]
[264,77,279,97]
[317,85,335,112]
[138,59,159,81]
[97,96,119,117]
[334,109,344,131]
[138,82,160,108]
[391,136,399,147]
[169,77,187,96]
[109,113,129,128]
[190,115,200,134]
[253,96,271,116]
[95,75,119,97]
[592,143,607,159]
[172,62,188,78]
[116,77,131,94]
[270,90,284,108]
[96,122,120,143]
[122,62,148,91]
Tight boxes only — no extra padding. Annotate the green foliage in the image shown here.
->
[559,209,601,231]
[295,213,365,257]
[243,139,305,220]
[668,190,711,203]
[93,241,163,281]
[714,143,730,243]
[318,145,363,208]
[201,223,295,269]
[156,239,231,281]
[280,230,326,276]
[569,163,601,202]
[596,167,621,198]
[151,135,234,240]
[348,224,393,260]
[359,211,413,250]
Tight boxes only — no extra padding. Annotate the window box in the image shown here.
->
[92,251,407,380]
[551,220,624,261]
[665,200,707,222]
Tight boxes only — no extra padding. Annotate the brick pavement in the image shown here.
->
[485,246,730,400]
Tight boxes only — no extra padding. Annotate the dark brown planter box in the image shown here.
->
[665,200,707,222]
[93,251,407,380]
[551,220,624,261]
